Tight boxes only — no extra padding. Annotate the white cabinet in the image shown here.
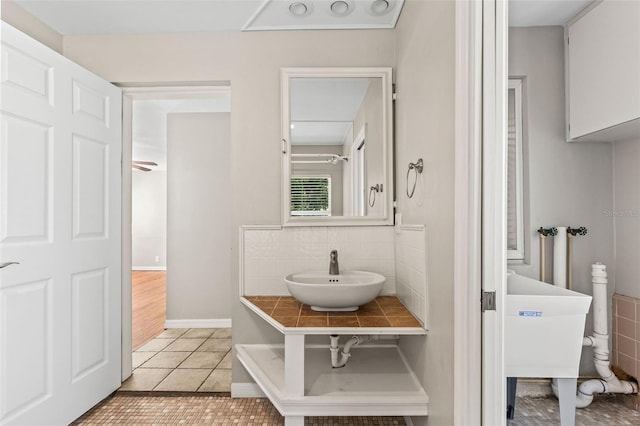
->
[566,0,640,142]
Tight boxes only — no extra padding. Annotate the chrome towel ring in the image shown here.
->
[369,184,383,207]
[406,158,423,198]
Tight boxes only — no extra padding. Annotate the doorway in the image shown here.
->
[121,87,232,385]
[130,99,168,349]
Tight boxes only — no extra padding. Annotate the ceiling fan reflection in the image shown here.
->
[132,160,158,172]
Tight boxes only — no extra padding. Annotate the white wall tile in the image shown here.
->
[293,228,311,244]
[327,227,346,243]
[242,226,397,297]
[394,225,429,328]
[308,227,328,243]
[277,258,296,278]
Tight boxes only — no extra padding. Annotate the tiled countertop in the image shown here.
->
[242,295,426,335]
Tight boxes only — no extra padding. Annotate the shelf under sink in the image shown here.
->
[235,343,429,417]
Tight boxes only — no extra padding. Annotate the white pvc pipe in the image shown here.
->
[591,263,608,337]
[330,335,340,367]
[329,335,399,368]
[553,227,567,288]
[554,263,639,407]
[567,234,574,290]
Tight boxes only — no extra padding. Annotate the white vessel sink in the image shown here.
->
[285,271,385,312]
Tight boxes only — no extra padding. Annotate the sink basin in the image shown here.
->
[284,271,385,312]
[506,270,592,378]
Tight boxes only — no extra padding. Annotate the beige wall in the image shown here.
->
[613,139,640,299]
[167,112,231,320]
[1,0,63,53]
[509,27,615,376]
[132,170,167,268]
[60,29,395,380]
[394,1,455,425]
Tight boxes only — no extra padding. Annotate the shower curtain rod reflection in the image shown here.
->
[291,153,349,164]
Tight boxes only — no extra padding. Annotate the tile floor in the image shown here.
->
[71,393,640,425]
[113,327,640,424]
[72,394,406,425]
[121,328,232,392]
[508,395,640,425]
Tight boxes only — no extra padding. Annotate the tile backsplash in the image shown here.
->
[240,224,429,329]
[241,226,396,297]
[612,293,640,380]
[394,225,429,328]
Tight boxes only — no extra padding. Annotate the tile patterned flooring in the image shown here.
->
[98,326,640,424]
[508,395,640,425]
[72,394,406,425]
[73,393,640,425]
[121,328,232,392]
[245,295,422,328]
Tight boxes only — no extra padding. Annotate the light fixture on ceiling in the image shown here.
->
[370,0,391,16]
[243,0,404,31]
[330,1,351,17]
[289,2,311,17]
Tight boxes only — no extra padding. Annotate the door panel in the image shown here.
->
[72,79,111,126]
[0,22,121,425]
[1,44,54,105]
[0,279,52,420]
[71,268,108,381]
[72,135,108,239]
[1,114,52,243]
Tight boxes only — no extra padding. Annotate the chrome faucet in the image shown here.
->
[329,250,340,275]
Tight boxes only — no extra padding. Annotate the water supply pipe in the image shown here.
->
[538,229,547,282]
[554,227,568,288]
[553,263,639,407]
[537,227,557,283]
[566,227,587,291]
[329,335,399,368]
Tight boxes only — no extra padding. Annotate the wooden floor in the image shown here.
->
[132,270,166,350]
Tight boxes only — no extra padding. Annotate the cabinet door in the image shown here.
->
[567,0,640,139]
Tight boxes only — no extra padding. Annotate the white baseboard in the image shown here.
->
[231,382,265,398]
[132,266,166,271]
[164,319,232,329]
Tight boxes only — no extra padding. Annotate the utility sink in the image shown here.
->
[506,270,592,378]
[285,271,385,312]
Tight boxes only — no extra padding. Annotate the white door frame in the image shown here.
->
[120,85,231,380]
[453,1,508,424]
[482,0,508,424]
[453,0,483,424]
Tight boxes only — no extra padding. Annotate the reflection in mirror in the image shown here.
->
[282,68,393,226]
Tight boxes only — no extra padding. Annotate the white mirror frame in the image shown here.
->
[281,67,394,226]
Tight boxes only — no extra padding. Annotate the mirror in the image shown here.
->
[281,68,394,226]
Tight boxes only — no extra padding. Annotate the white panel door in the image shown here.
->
[0,23,122,425]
